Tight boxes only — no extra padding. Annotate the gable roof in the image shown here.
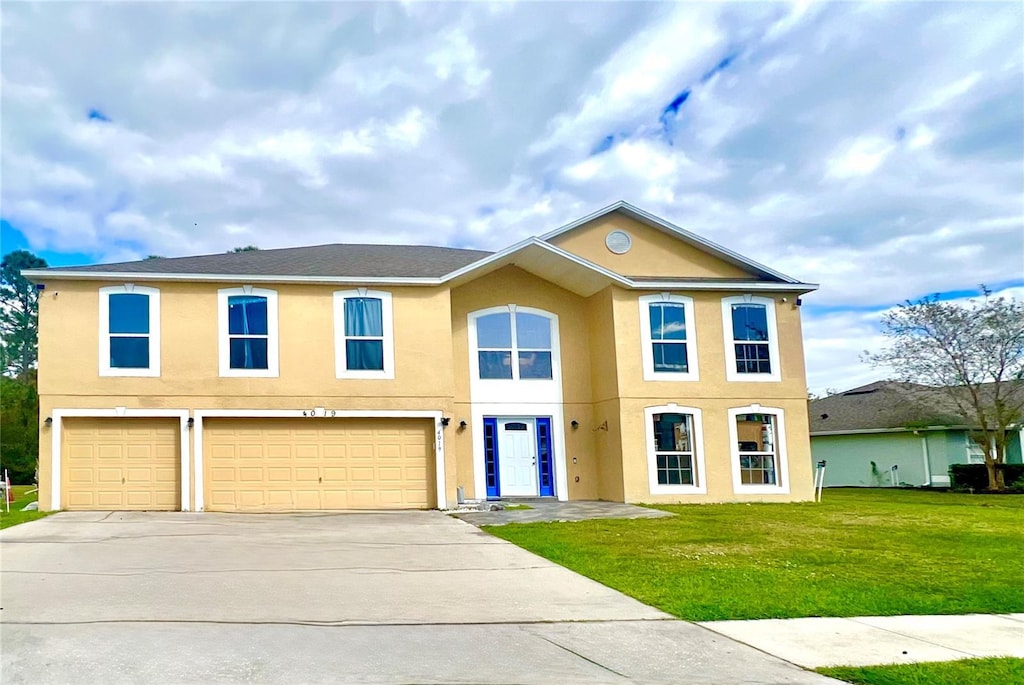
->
[539,201,802,284]
[23,201,818,294]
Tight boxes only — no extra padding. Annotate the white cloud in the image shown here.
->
[0,1,1021,394]
[825,136,895,180]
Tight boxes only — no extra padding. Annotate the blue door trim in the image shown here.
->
[485,416,555,498]
[536,417,554,497]
[483,417,500,498]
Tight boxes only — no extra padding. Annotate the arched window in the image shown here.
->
[472,308,554,380]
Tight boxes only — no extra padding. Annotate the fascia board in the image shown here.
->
[22,270,441,286]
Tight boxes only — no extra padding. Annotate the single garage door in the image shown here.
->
[63,417,180,510]
[203,418,434,511]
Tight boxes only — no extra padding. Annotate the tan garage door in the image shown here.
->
[63,417,180,510]
[203,418,434,512]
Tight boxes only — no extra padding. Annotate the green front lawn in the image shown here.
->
[818,657,1024,684]
[486,489,1024,621]
[0,485,51,529]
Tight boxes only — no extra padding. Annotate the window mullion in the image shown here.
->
[510,313,520,380]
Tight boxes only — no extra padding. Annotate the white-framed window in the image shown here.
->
[639,293,698,382]
[471,306,554,381]
[218,287,279,377]
[645,405,707,494]
[965,435,987,464]
[98,284,160,377]
[728,405,789,494]
[334,289,395,379]
[722,295,781,382]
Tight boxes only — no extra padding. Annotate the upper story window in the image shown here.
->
[218,287,279,377]
[468,307,557,382]
[645,405,706,495]
[99,284,160,377]
[638,293,698,382]
[334,289,394,379]
[722,295,781,382]
[729,405,789,494]
[472,307,554,380]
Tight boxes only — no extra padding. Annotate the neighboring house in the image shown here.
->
[810,381,1024,487]
[27,201,820,512]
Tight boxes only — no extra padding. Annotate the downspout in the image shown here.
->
[919,432,932,487]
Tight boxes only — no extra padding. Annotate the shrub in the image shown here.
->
[949,463,1024,491]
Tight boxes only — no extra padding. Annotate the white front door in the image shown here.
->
[498,418,538,497]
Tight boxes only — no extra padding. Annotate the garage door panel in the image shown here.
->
[204,418,434,512]
[324,467,347,481]
[62,418,180,511]
[295,467,318,482]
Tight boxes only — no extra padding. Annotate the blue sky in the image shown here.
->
[2,2,1022,393]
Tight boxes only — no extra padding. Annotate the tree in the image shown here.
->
[866,288,1024,490]
[229,246,259,253]
[0,250,48,379]
[0,373,39,483]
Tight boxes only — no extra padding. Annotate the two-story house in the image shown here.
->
[27,202,818,512]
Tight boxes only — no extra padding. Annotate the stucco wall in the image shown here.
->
[35,279,458,510]
[548,213,753,279]
[36,214,819,509]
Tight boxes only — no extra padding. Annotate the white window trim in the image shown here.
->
[645,404,707,495]
[218,286,279,378]
[334,289,395,379]
[722,295,781,382]
[728,405,790,494]
[98,284,161,377]
[639,293,699,382]
[468,305,558,384]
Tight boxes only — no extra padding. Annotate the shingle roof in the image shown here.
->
[38,244,493,279]
[809,381,968,434]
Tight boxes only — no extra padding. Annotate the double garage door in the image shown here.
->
[61,417,434,511]
[203,418,434,511]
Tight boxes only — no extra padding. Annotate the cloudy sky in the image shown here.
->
[2,1,1022,394]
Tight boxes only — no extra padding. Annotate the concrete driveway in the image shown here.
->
[1,512,832,684]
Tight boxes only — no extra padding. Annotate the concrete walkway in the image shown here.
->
[1,511,830,684]
[450,500,675,525]
[701,613,1024,668]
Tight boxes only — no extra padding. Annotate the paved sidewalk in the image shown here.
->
[450,500,674,525]
[701,613,1024,668]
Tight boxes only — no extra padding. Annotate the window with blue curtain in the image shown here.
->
[108,293,150,368]
[649,302,688,373]
[344,297,384,371]
[228,295,269,369]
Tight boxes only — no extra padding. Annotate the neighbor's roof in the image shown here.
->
[31,244,492,280]
[810,381,970,435]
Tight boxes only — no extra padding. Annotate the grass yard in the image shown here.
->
[0,485,51,529]
[486,489,1024,621]
[818,657,1024,684]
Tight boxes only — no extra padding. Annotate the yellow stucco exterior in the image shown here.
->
[33,206,816,511]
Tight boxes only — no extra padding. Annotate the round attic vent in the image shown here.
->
[605,230,632,254]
